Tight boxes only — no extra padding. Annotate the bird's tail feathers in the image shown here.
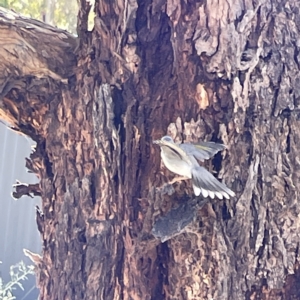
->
[191,166,235,199]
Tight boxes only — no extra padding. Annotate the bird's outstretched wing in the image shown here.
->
[179,141,226,162]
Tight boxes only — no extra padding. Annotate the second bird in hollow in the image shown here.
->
[153,136,235,199]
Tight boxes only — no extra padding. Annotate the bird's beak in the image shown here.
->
[153,139,160,144]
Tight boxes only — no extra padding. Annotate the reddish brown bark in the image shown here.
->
[1,0,300,299]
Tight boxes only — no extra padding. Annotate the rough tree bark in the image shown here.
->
[1,0,300,299]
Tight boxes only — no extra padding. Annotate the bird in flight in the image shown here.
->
[153,136,235,199]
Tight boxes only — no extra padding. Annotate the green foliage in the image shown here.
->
[0,261,35,300]
[53,0,78,34]
[0,0,8,8]
[1,0,79,35]
[7,0,44,20]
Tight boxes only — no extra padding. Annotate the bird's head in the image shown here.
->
[153,135,174,145]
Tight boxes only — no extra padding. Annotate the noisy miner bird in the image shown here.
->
[153,136,235,199]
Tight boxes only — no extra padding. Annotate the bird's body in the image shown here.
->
[160,145,192,178]
[154,136,235,199]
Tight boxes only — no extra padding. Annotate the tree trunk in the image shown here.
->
[1,0,300,299]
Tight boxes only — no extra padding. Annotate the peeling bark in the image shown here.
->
[1,0,300,299]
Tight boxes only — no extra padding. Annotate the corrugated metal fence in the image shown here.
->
[0,123,41,299]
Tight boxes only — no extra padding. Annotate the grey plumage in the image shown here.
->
[153,136,235,199]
